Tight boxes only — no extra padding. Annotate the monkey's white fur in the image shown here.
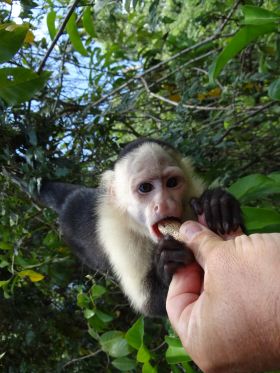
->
[97,143,204,313]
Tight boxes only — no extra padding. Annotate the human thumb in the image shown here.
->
[179,221,224,269]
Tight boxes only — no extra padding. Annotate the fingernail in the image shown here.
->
[180,222,203,241]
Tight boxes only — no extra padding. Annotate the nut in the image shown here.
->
[158,219,183,241]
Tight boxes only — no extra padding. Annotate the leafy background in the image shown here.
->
[0,0,279,372]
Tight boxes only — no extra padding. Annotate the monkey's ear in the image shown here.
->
[100,170,115,196]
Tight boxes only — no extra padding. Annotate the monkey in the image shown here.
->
[38,138,244,317]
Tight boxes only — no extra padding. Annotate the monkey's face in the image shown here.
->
[113,143,188,242]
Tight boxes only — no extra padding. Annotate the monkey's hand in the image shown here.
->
[155,236,194,286]
[190,188,245,235]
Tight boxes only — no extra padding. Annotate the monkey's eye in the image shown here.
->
[138,183,154,193]
[166,177,178,188]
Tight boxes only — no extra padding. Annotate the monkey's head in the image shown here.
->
[101,140,203,243]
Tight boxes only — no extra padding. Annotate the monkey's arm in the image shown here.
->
[144,238,194,316]
[38,181,110,271]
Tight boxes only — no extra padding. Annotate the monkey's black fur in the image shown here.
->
[118,138,176,160]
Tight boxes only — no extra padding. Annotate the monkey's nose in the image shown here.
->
[154,199,176,216]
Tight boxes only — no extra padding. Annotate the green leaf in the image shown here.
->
[0,23,29,63]
[91,284,107,298]
[0,68,51,105]
[181,361,196,373]
[209,24,277,82]
[43,231,60,248]
[84,308,95,319]
[0,258,9,268]
[66,13,88,56]
[125,317,144,349]
[165,336,183,348]
[242,5,280,25]
[165,336,191,364]
[83,6,96,37]
[112,357,136,371]
[137,344,151,363]
[88,327,99,340]
[242,207,280,231]
[166,344,191,364]
[0,279,11,287]
[228,173,280,203]
[47,10,57,40]
[142,361,157,373]
[268,79,280,100]
[95,309,113,323]
[100,331,131,357]
[77,292,89,308]
[0,241,13,250]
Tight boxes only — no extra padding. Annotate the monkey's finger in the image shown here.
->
[190,197,203,216]
[223,227,244,240]
[201,191,214,232]
[164,262,184,276]
[219,192,233,234]
[160,248,194,265]
[231,199,244,232]
[209,189,224,234]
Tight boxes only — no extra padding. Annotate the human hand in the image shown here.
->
[166,221,280,373]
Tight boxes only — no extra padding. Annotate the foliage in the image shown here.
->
[0,0,279,371]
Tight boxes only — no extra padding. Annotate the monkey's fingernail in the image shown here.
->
[190,198,202,215]
[223,222,229,233]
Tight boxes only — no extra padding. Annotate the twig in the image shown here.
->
[149,50,215,90]
[215,101,275,144]
[90,38,219,109]
[140,77,229,111]
[63,349,102,369]
[90,0,241,108]
[217,0,242,34]
[37,0,80,74]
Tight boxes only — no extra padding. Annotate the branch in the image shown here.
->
[37,0,80,74]
[63,349,102,369]
[216,0,242,34]
[140,77,229,111]
[90,0,241,108]
[148,50,215,90]
[215,101,276,144]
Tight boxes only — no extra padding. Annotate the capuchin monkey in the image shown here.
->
[38,138,244,316]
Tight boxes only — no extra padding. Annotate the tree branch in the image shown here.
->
[90,0,242,108]
[140,77,229,111]
[215,101,276,144]
[63,349,102,369]
[37,0,80,74]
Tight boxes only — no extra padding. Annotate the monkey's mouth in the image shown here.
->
[152,217,181,240]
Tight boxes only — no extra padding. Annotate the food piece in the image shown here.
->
[158,219,183,241]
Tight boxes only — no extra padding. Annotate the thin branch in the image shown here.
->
[149,50,215,90]
[37,0,80,74]
[140,77,229,111]
[90,0,242,108]
[215,101,276,144]
[217,0,242,34]
[63,349,103,369]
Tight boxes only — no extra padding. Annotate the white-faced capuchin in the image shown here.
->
[38,138,244,316]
